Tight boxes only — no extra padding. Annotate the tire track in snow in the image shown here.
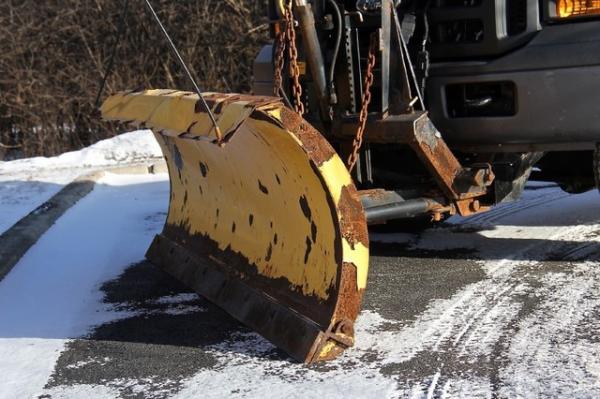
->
[459,187,569,226]
[499,263,600,398]
[380,191,600,398]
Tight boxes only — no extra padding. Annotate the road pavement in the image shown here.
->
[21,183,600,398]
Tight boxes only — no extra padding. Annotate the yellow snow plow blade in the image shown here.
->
[101,90,369,363]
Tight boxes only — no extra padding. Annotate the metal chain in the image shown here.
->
[347,32,378,172]
[285,1,305,115]
[273,28,286,96]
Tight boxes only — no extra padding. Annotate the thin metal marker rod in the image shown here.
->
[279,87,294,109]
[94,0,129,109]
[143,0,222,142]
[391,6,425,109]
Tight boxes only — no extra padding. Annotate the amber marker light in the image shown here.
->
[557,0,600,18]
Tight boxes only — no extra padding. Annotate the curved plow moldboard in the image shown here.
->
[101,90,369,362]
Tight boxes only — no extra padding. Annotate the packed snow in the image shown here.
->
[0,172,168,398]
[0,130,160,234]
[1,132,600,398]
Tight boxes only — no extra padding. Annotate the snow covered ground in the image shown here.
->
[1,133,599,398]
[0,130,161,234]
[0,171,169,398]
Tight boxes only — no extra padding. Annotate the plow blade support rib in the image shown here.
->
[101,90,369,363]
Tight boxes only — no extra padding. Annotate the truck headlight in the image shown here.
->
[556,0,600,19]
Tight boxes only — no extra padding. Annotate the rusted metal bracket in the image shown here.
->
[335,111,495,216]
[408,116,495,202]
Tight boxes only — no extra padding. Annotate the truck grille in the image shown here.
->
[428,0,538,58]
[507,0,528,36]
[434,0,481,6]
[433,19,484,44]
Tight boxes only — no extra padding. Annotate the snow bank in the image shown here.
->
[0,130,162,234]
[0,130,161,174]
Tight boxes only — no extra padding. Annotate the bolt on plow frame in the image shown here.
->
[100,0,586,363]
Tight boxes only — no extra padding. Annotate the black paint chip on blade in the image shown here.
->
[186,121,197,133]
[173,145,183,170]
[304,236,312,264]
[299,195,312,221]
[213,100,225,115]
[258,180,269,194]
[266,243,273,262]
[250,110,285,129]
[199,162,208,177]
[194,98,217,113]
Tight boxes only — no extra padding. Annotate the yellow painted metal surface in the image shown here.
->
[161,117,340,299]
[102,90,252,140]
[102,90,368,301]
[318,156,369,289]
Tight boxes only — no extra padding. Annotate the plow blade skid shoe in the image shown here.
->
[101,90,369,363]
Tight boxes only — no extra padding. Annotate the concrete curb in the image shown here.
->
[0,161,167,282]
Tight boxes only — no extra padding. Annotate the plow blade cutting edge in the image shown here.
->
[101,90,369,363]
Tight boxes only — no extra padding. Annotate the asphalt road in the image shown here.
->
[37,184,600,398]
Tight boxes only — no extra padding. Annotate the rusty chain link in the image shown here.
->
[274,1,305,115]
[285,1,305,115]
[273,28,286,96]
[347,32,378,172]
[276,4,377,168]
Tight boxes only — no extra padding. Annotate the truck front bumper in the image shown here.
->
[427,21,600,152]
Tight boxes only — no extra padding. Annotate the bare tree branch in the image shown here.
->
[0,0,269,157]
